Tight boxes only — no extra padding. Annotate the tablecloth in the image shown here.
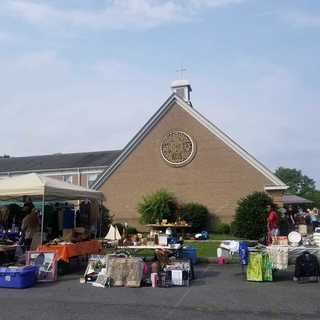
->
[37,240,101,263]
[219,243,320,268]
[256,246,320,265]
[285,246,320,265]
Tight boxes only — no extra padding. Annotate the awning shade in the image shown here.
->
[283,195,313,205]
[0,173,104,201]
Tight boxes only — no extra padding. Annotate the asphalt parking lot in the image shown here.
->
[0,264,320,320]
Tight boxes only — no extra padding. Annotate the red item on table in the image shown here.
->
[37,240,101,263]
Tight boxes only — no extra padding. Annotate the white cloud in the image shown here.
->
[282,11,320,28]
[192,60,320,186]
[0,50,167,156]
[0,50,319,186]
[0,0,245,30]
[188,0,244,9]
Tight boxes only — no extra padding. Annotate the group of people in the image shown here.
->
[0,199,40,251]
[0,198,94,252]
[286,205,319,230]
[266,204,320,245]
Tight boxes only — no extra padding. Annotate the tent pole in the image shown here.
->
[99,200,102,238]
[40,194,45,245]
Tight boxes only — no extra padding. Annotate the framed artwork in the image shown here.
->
[91,272,108,288]
[84,255,106,279]
[26,251,57,282]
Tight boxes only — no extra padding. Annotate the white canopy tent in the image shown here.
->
[0,173,105,244]
[0,173,104,201]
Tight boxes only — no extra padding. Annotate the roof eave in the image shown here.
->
[92,93,177,190]
[264,185,289,191]
[93,92,287,190]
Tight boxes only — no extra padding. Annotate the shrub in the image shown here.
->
[214,222,231,234]
[138,189,177,224]
[114,223,124,236]
[126,226,138,235]
[114,223,138,236]
[180,202,210,232]
[232,192,276,240]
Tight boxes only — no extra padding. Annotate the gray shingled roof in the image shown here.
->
[283,195,313,205]
[0,150,122,173]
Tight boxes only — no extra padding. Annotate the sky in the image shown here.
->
[0,0,319,186]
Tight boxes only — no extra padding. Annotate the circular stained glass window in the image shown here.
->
[160,131,196,167]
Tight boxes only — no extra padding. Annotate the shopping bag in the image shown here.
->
[262,253,273,282]
[247,252,273,282]
[246,253,263,281]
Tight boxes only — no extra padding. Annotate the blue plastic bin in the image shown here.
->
[0,266,37,289]
[182,246,197,265]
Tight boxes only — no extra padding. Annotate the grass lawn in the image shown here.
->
[208,234,240,240]
[102,234,240,258]
[104,243,219,258]
[185,240,220,258]
[123,244,220,258]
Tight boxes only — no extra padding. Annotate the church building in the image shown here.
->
[93,81,287,228]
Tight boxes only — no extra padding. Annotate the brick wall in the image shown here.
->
[99,103,278,229]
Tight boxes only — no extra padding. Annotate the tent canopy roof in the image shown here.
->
[283,195,313,205]
[0,173,104,201]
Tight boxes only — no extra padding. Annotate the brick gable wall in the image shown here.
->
[99,103,277,229]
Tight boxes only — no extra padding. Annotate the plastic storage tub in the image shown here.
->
[182,246,197,265]
[0,266,37,289]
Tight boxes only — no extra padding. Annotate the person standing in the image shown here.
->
[266,205,279,245]
[287,205,296,230]
[21,208,40,251]
[311,208,319,231]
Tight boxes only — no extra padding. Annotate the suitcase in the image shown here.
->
[0,266,37,289]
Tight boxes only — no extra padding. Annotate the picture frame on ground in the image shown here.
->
[26,251,57,282]
[84,255,106,279]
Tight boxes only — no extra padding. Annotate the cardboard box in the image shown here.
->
[62,229,74,242]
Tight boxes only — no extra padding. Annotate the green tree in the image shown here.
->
[179,202,210,232]
[233,192,276,240]
[308,190,320,209]
[138,189,177,224]
[275,167,316,196]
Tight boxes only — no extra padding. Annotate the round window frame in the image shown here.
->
[160,130,197,167]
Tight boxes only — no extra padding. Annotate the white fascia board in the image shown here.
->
[265,185,289,191]
[0,168,106,177]
[44,169,104,176]
[0,166,109,176]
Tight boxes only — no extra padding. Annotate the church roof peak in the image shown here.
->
[171,79,192,105]
[92,93,287,190]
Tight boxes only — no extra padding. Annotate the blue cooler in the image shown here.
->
[0,266,37,289]
[182,246,197,265]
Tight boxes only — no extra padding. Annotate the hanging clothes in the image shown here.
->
[294,251,320,283]
[267,246,288,271]
[63,207,75,229]
[247,252,273,282]
[239,241,249,265]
